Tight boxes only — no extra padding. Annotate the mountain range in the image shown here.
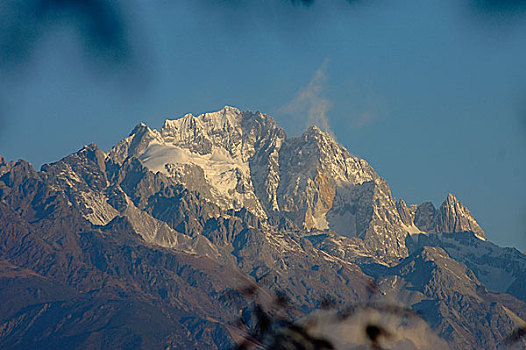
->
[0,106,524,349]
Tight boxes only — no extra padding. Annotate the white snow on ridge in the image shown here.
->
[140,142,248,176]
[401,223,424,235]
[140,142,252,203]
[139,143,190,174]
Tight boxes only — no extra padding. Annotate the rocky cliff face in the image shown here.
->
[409,194,486,241]
[0,107,520,350]
[436,193,486,240]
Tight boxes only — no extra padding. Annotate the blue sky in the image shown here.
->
[1,0,525,251]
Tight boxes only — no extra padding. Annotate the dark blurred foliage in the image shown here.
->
[0,0,129,70]
[1,0,523,72]
[470,0,526,15]
[290,0,316,6]
[228,281,526,349]
[1,0,524,66]
[226,282,422,350]
[503,325,526,347]
[292,0,526,16]
[226,282,335,350]
[290,0,360,6]
[466,0,526,31]
[0,0,138,138]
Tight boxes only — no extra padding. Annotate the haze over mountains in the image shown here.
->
[0,106,525,349]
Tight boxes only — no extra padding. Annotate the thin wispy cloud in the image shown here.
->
[279,59,333,135]
[352,111,377,130]
[342,78,385,131]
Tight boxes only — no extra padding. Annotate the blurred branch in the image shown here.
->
[503,325,526,347]
[0,0,129,70]
[228,282,425,350]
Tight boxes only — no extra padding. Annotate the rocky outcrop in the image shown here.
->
[396,198,415,226]
[436,193,486,240]
[414,201,437,233]
[410,194,486,240]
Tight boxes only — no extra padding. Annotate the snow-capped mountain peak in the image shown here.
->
[105,107,488,257]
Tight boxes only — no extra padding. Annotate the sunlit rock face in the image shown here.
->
[436,193,486,240]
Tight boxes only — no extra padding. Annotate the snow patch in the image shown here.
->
[402,223,424,235]
[139,141,265,216]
